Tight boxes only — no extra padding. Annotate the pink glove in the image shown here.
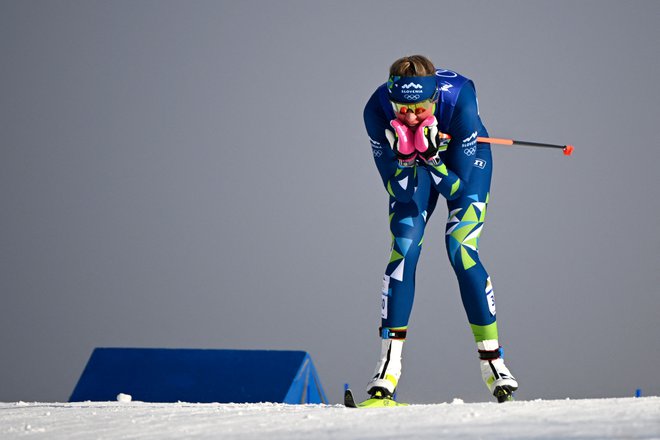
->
[414,116,450,165]
[385,119,417,167]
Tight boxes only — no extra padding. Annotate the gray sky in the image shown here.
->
[1,0,659,404]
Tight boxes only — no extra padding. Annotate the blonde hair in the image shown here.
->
[389,55,436,77]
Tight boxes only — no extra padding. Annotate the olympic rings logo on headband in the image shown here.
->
[403,94,420,101]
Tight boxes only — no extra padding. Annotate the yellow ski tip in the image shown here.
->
[358,397,409,408]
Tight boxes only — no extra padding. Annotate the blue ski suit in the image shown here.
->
[364,69,498,343]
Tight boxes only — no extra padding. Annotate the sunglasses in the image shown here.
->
[390,99,436,116]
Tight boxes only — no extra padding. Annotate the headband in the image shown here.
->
[387,75,438,103]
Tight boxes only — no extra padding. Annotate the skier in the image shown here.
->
[361,55,518,405]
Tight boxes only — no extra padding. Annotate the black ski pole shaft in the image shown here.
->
[476,136,574,156]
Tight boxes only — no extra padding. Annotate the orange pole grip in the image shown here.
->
[477,137,514,145]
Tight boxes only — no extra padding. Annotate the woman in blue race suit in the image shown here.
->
[361,55,518,403]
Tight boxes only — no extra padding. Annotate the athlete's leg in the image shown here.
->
[445,148,495,340]
[444,148,518,400]
[368,168,438,397]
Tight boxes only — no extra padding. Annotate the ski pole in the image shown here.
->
[476,137,574,156]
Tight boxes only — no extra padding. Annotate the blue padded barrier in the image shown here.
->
[70,348,327,404]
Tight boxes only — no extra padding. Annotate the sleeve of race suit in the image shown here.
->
[363,92,416,203]
[439,81,486,189]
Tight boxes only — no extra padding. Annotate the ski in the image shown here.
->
[344,389,409,408]
[344,389,358,408]
[344,387,513,406]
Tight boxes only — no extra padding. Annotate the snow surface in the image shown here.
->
[1,397,658,439]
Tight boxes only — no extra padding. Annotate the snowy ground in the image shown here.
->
[0,397,658,439]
